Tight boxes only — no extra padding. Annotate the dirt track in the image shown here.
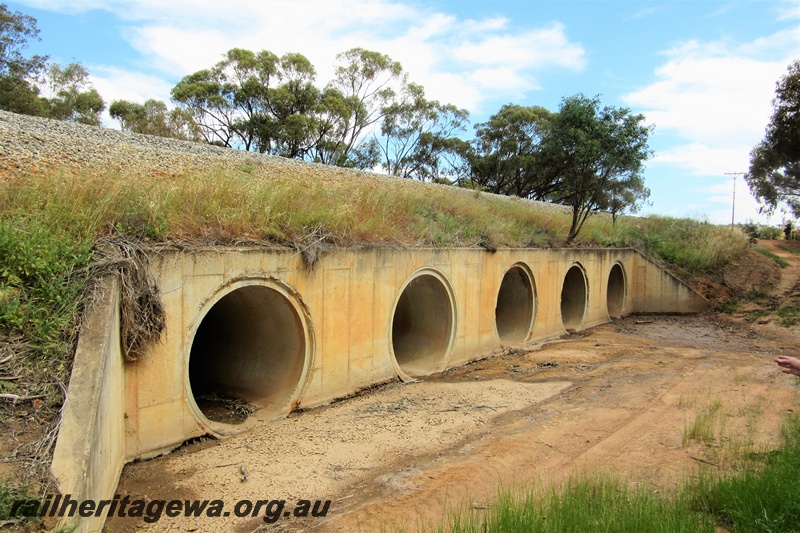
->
[110,243,800,533]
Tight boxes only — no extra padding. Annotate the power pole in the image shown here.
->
[725,172,746,229]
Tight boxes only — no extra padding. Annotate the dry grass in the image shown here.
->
[0,164,748,275]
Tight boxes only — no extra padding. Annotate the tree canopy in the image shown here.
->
[110,98,200,140]
[542,95,652,240]
[746,60,800,217]
[0,3,104,124]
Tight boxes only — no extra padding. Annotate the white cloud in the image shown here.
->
[15,0,585,113]
[623,20,799,224]
[778,0,800,20]
[625,52,789,148]
[651,143,752,176]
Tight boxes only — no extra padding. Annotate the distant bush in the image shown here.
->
[740,221,782,242]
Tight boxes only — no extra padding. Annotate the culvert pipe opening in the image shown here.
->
[561,265,588,331]
[495,265,535,343]
[391,273,454,377]
[607,263,626,318]
[189,285,307,425]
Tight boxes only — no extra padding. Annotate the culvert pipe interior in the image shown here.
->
[495,265,535,343]
[607,263,626,318]
[561,264,588,331]
[391,272,454,377]
[188,285,306,422]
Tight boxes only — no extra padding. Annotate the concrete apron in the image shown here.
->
[51,246,707,533]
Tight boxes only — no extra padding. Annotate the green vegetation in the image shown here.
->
[754,246,790,268]
[747,59,800,218]
[0,5,104,124]
[693,415,800,531]
[422,413,800,533]
[776,304,800,327]
[777,243,800,254]
[741,220,783,242]
[579,214,749,274]
[683,399,724,445]
[433,476,712,533]
[715,298,740,314]
[0,166,749,271]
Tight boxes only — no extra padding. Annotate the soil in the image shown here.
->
[104,241,800,533]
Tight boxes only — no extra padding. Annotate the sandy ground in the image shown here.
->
[108,243,800,533]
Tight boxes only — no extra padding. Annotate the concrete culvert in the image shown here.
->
[561,264,588,331]
[391,272,454,377]
[189,284,307,425]
[495,265,535,343]
[607,263,626,318]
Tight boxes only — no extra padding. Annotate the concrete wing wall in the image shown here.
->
[630,253,709,314]
[51,276,126,533]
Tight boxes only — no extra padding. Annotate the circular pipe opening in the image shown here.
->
[391,271,454,377]
[561,264,588,331]
[607,263,626,318]
[188,284,307,425]
[495,265,535,343]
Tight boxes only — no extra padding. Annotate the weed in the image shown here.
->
[683,399,723,445]
[715,298,740,314]
[426,475,712,533]
[746,310,770,323]
[743,289,771,302]
[776,304,800,327]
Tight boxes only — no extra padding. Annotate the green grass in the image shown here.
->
[431,476,712,533]
[715,298,740,314]
[777,243,800,255]
[776,304,800,327]
[420,414,800,533]
[746,310,770,323]
[754,246,790,268]
[692,415,800,532]
[683,399,724,445]
[579,215,749,275]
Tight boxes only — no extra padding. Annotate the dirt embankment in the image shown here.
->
[106,243,800,533]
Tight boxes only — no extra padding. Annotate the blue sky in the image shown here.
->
[7,0,800,225]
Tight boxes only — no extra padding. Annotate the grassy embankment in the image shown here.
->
[0,163,749,522]
[0,164,748,364]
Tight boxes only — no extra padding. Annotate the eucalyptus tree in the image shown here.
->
[171,48,320,154]
[110,98,200,140]
[374,82,469,180]
[468,104,554,197]
[540,94,652,242]
[746,60,800,217]
[307,48,406,167]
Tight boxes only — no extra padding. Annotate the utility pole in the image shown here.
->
[725,172,746,229]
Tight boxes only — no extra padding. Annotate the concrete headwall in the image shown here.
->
[123,246,707,458]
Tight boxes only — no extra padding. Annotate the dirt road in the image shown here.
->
[110,244,800,533]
